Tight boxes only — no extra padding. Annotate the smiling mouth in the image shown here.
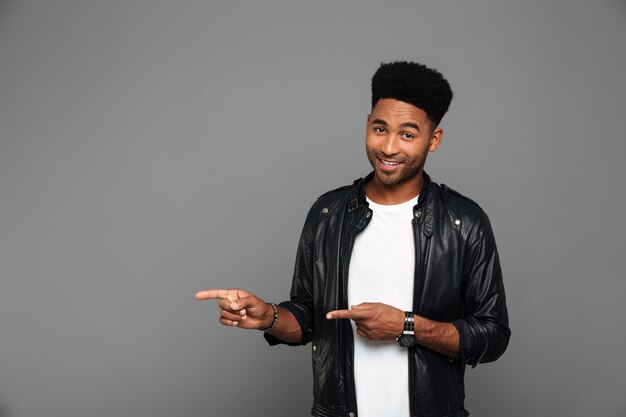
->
[379,158,402,166]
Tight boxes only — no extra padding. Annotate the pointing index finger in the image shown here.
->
[195,289,230,300]
[326,309,362,320]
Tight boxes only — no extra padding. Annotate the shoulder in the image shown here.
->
[303,178,361,227]
[433,182,493,238]
[317,181,356,204]
[437,183,484,215]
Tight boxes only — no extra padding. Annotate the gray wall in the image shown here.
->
[1,1,625,416]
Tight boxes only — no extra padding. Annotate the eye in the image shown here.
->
[373,126,386,134]
[401,132,415,140]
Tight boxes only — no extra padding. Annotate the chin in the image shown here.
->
[375,171,404,186]
[376,167,423,187]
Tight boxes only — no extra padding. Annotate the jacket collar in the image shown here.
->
[350,171,434,238]
[354,171,432,208]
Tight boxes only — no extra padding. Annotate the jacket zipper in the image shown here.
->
[411,208,433,417]
[409,216,421,417]
[341,210,370,416]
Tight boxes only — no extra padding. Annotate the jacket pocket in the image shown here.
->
[413,348,466,414]
[450,358,466,400]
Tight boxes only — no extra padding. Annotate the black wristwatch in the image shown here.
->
[396,311,417,347]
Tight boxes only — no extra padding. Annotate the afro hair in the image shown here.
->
[371,61,453,127]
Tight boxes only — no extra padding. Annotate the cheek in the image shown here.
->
[365,135,378,152]
[404,148,427,165]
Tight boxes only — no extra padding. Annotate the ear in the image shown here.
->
[428,127,443,152]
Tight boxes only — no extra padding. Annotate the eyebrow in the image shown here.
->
[371,119,420,131]
[400,122,420,131]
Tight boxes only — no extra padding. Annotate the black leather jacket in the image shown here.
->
[265,172,510,417]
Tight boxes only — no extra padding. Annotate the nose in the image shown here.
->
[380,135,400,156]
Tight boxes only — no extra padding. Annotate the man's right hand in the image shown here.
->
[195,288,273,329]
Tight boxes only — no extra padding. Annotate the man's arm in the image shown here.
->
[264,213,317,346]
[412,315,460,358]
[327,302,460,358]
[195,288,303,344]
[451,211,510,366]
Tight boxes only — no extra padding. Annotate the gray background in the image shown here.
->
[1,0,625,416]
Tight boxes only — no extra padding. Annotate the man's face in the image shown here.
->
[365,98,442,187]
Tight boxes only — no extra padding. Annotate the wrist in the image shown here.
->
[395,309,406,335]
[259,303,278,331]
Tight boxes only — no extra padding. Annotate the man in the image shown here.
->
[196,61,510,417]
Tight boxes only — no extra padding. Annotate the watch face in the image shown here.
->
[397,334,416,347]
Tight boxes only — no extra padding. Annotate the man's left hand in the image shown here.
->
[326,303,404,341]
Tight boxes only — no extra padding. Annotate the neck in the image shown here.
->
[365,172,424,205]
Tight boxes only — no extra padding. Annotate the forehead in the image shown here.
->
[371,98,428,124]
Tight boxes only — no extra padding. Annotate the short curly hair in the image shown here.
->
[371,61,453,127]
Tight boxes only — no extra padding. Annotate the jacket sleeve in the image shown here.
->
[451,211,511,367]
[263,213,316,347]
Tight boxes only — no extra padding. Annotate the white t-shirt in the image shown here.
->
[347,195,417,417]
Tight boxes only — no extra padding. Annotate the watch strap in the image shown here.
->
[403,311,415,335]
[396,311,417,347]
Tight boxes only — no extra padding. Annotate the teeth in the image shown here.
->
[381,160,399,166]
